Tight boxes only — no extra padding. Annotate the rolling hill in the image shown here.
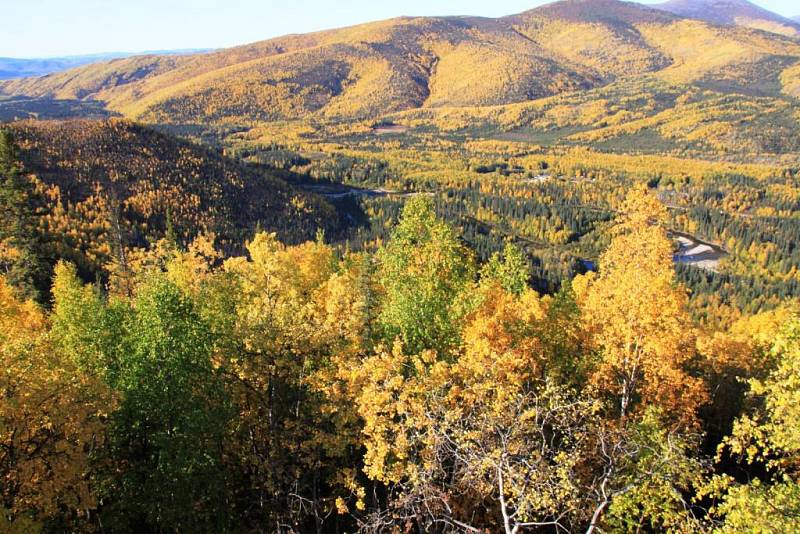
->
[1,0,799,158]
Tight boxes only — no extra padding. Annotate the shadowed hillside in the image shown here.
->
[4,119,339,279]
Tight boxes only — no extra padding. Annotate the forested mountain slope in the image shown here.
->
[1,0,798,128]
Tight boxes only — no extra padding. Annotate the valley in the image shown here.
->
[2,1,800,532]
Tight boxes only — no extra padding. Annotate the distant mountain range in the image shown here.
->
[0,49,212,80]
[652,0,800,37]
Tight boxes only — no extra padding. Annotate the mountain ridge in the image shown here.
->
[1,0,798,131]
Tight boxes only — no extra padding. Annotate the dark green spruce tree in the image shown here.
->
[0,130,49,302]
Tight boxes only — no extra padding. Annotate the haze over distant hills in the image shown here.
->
[0,49,212,80]
[652,0,800,37]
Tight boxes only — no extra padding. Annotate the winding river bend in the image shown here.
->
[670,230,727,272]
[299,181,728,272]
[298,182,421,199]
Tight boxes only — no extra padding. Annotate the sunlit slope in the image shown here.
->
[506,0,676,79]
[1,0,799,126]
[636,20,800,86]
[394,76,800,156]
[0,55,184,100]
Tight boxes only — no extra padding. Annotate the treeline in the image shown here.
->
[2,190,799,532]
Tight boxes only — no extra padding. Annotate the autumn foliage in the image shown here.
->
[1,186,796,532]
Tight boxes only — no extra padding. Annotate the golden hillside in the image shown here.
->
[1,0,798,130]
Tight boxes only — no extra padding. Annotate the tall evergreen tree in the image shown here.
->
[0,130,48,302]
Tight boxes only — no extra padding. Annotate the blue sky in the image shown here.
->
[2,0,798,58]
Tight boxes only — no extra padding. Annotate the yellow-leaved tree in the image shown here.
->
[708,316,800,532]
[1,274,112,531]
[579,184,707,426]
[218,232,370,528]
[349,200,707,532]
